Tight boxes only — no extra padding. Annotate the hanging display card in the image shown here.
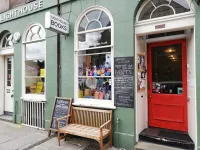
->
[114,57,134,108]
[48,97,72,137]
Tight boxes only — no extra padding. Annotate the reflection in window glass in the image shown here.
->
[78,29,111,49]
[151,44,182,94]
[152,6,174,18]
[87,21,101,30]
[26,42,45,60]
[86,10,101,20]
[99,11,111,27]
[76,8,113,101]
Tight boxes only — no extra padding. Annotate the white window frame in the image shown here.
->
[0,32,14,55]
[136,0,195,25]
[74,6,115,109]
[21,23,46,101]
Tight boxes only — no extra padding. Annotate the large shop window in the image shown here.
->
[75,7,114,108]
[23,24,46,99]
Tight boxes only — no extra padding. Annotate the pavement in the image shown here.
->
[0,120,47,150]
[0,120,117,150]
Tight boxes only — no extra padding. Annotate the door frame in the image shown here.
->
[4,55,14,114]
[147,39,188,131]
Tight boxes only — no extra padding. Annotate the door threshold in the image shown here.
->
[139,127,194,150]
[0,114,13,123]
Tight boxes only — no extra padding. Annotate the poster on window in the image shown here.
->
[137,54,146,92]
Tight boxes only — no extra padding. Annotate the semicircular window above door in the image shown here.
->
[139,0,192,21]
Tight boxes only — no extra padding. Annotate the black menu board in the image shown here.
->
[114,57,134,108]
[48,97,72,136]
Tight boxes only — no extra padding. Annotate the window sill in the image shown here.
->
[20,95,46,102]
[72,102,116,110]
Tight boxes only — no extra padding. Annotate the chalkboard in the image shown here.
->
[114,57,134,108]
[48,97,72,137]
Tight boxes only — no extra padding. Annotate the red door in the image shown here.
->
[147,39,187,132]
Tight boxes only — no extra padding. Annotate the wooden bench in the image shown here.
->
[57,106,112,150]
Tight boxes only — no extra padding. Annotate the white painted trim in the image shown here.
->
[21,23,46,101]
[135,15,195,36]
[145,34,188,43]
[74,6,115,108]
[0,47,14,55]
[0,56,4,115]
[136,0,195,23]
[135,3,197,148]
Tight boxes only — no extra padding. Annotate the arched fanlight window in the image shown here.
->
[25,24,45,42]
[1,32,13,48]
[22,23,46,97]
[138,0,192,21]
[75,6,114,107]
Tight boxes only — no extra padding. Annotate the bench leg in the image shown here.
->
[100,139,104,150]
[64,134,67,141]
[110,132,112,148]
[58,131,61,146]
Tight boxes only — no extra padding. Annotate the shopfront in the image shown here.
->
[0,0,200,149]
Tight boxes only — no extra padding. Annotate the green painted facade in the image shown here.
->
[0,0,199,149]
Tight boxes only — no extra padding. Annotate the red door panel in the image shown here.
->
[148,39,187,132]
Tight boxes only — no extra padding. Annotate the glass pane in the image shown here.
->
[39,28,45,39]
[31,34,41,41]
[25,42,45,60]
[78,52,111,76]
[139,1,155,21]
[26,30,32,42]
[7,70,11,74]
[25,60,45,77]
[152,6,174,18]
[99,11,111,27]
[151,44,182,94]
[78,29,111,49]
[78,77,112,100]
[31,26,40,34]
[87,21,101,30]
[79,16,88,32]
[170,0,190,14]
[86,10,101,21]
[151,0,170,6]
[7,81,11,86]
[25,78,45,94]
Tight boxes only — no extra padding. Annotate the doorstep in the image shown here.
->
[139,127,194,150]
[0,114,13,123]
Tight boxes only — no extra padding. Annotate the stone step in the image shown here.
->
[134,141,184,150]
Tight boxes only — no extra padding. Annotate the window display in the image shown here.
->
[75,8,113,102]
[23,24,46,95]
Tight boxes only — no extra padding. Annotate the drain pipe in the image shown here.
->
[116,118,120,149]
[57,0,61,97]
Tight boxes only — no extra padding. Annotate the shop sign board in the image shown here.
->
[45,12,69,35]
[0,0,43,23]
[114,57,134,108]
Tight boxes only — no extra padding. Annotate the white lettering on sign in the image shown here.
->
[45,12,69,35]
[0,0,43,23]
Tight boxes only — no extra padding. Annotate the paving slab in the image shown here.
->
[31,135,117,150]
[0,120,48,150]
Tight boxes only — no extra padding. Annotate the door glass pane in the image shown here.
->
[151,44,182,94]
[7,57,12,87]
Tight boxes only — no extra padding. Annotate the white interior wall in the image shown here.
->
[187,30,197,147]
[0,55,4,115]
[135,36,148,142]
